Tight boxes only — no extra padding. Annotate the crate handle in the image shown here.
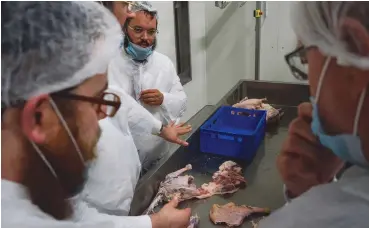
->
[218,134,234,141]
[236,111,257,117]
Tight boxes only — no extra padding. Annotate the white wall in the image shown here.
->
[260,2,304,83]
[151,1,207,122]
[205,1,256,104]
[150,2,177,68]
[152,1,303,121]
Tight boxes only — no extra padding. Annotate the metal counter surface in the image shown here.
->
[130,80,310,227]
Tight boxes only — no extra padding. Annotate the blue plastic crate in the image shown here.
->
[200,106,266,161]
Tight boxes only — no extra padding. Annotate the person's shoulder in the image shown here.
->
[258,180,369,228]
[152,51,173,64]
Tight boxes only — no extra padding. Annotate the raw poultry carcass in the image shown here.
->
[260,103,283,122]
[233,97,267,110]
[209,202,270,227]
[233,97,283,122]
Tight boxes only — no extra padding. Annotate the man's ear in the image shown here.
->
[340,17,369,56]
[21,94,50,144]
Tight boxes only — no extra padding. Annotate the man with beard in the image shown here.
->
[109,2,188,170]
[1,2,191,228]
[75,1,191,218]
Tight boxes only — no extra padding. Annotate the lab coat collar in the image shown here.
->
[2,179,29,200]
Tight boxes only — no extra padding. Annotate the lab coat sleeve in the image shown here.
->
[160,60,187,123]
[282,176,338,204]
[72,199,152,228]
[108,85,162,135]
[80,118,140,216]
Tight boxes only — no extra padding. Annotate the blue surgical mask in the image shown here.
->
[310,57,368,168]
[125,40,153,61]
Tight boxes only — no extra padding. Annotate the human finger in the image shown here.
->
[297,102,313,121]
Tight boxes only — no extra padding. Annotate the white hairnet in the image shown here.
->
[132,1,158,18]
[1,1,122,107]
[291,2,369,70]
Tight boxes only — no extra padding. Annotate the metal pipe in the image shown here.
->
[255,1,262,81]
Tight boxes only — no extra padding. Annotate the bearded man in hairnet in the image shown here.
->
[1,2,190,228]
[108,1,188,170]
[258,2,369,227]
[74,1,191,221]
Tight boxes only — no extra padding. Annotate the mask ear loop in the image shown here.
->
[49,97,85,165]
[353,87,367,135]
[315,57,332,101]
[30,141,58,178]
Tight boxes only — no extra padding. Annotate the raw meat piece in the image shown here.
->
[145,161,246,214]
[198,161,246,197]
[261,103,280,120]
[144,164,201,214]
[233,97,267,110]
[232,97,283,122]
[187,215,200,228]
[260,103,284,123]
[209,202,270,227]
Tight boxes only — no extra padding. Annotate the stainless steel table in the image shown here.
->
[130,80,309,227]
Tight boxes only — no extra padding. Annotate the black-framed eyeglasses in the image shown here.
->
[52,92,121,118]
[285,46,311,80]
[127,25,158,37]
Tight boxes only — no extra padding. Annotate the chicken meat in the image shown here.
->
[209,202,270,227]
[144,164,201,214]
[233,97,283,122]
[198,161,246,198]
[145,161,246,214]
[233,97,267,110]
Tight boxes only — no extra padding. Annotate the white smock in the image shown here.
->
[78,117,141,216]
[108,51,187,169]
[1,179,152,228]
[258,166,369,228]
[75,85,164,216]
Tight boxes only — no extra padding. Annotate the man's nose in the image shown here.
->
[142,31,149,40]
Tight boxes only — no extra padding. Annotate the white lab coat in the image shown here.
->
[108,51,187,169]
[76,86,163,217]
[79,118,141,216]
[1,179,152,228]
[258,166,369,228]
[107,85,162,135]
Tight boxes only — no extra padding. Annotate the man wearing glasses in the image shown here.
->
[109,1,188,171]
[2,2,190,228]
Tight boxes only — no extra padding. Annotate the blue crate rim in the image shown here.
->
[200,106,267,136]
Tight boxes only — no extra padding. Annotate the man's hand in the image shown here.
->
[150,197,191,228]
[160,122,191,146]
[140,89,164,106]
[277,102,344,198]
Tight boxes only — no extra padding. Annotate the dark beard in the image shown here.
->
[21,98,101,220]
[24,141,73,220]
[22,112,87,219]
